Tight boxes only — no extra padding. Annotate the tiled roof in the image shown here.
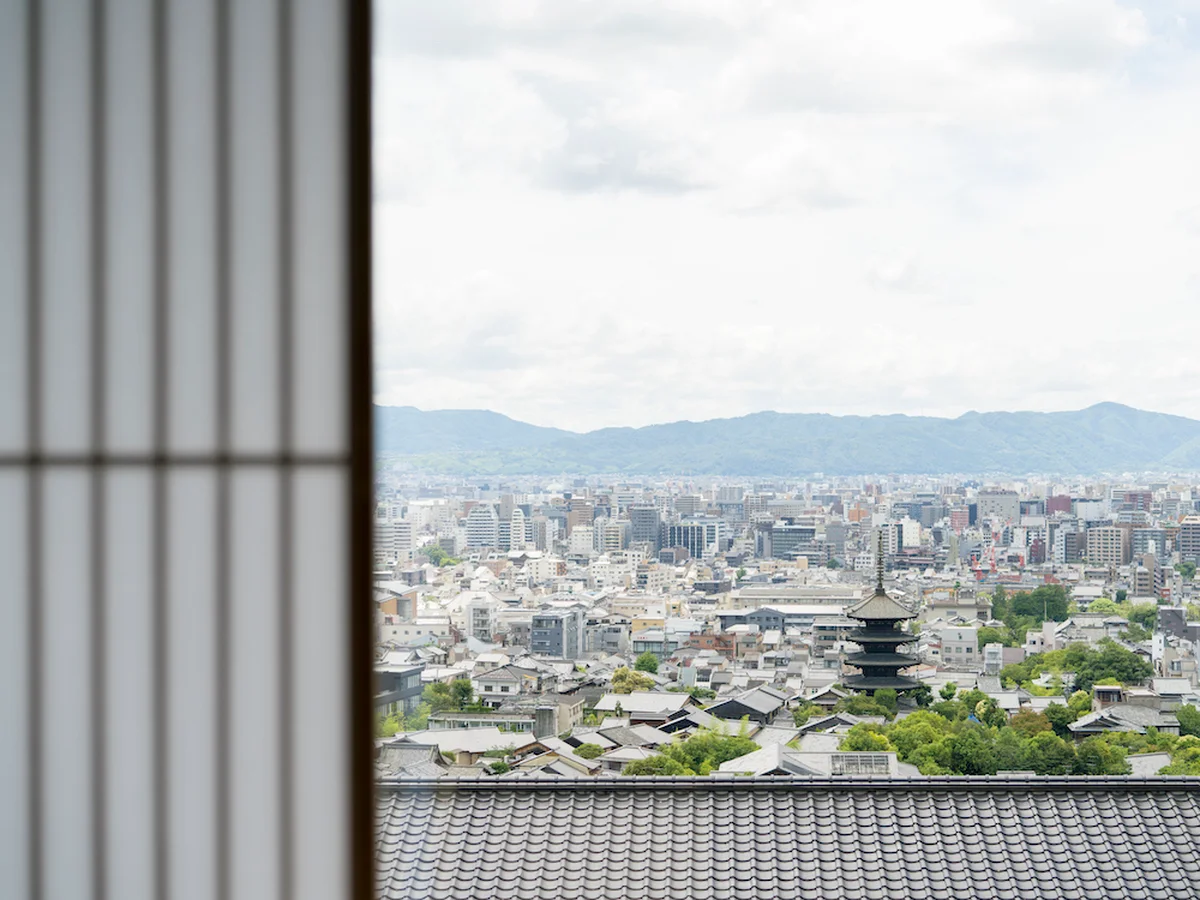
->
[375,777,1200,900]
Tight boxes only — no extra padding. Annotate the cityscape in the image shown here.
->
[372,451,1200,784]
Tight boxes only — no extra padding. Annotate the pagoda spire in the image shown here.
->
[875,529,885,594]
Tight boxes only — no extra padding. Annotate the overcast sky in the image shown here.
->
[373,1,1200,432]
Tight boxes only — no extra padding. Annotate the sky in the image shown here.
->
[372,0,1200,433]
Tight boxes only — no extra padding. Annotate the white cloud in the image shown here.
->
[373,0,1200,431]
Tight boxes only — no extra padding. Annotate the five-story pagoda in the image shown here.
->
[844,533,919,694]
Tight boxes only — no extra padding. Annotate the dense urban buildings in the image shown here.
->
[372,469,1200,783]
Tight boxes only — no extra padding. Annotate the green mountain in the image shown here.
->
[374,402,1200,476]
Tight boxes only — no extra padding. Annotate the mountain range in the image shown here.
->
[374,402,1200,476]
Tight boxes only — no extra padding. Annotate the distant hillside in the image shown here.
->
[374,402,1200,476]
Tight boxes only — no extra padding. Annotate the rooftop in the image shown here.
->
[376,777,1200,900]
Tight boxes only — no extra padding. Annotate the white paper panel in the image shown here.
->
[230,0,281,454]
[167,470,218,900]
[0,472,30,899]
[41,1,93,453]
[167,0,218,453]
[0,0,27,453]
[230,469,282,900]
[104,0,156,454]
[104,469,155,900]
[292,468,350,900]
[292,0,347,455]
[42,469,94,900]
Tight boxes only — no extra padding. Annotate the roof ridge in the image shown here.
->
[376,775,1200,793]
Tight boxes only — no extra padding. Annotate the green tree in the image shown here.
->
[940,682,958,701]
[910,683,933,707]
[930,700,967,722]
[1074,736,1131,775]
[1176,705,1200,738]
[1127,603,1158,630]
[375,712,403,739]
[1072,641,1153,692]
[1044,703,1077,739]
[1023,731,1077,775]
[423,682,455,713]
[945,726,999,775]
[625,724,758,776]
[1009,709,1052,738]
[977,625,1015,650]
[1115,589,1128,603]
[634,652,660,674]
[836,694,893,719]
[611,667,655,694]
[974,698,1008,728]
[990,585,1009,620]
[792,702,819,727]
[574,743,604,760]
[1087,597,1119,615]
[999,662,1032,689]
[826,558,842,569]
[1176,562,1196,580]
[886,711,950,759]
[1121,623,1151,643]
[622,755,689,776]
[1011,585,1069,623]
[840,725,895,752]
[736,567,747,581]
[488,761,511,774]
[449,678,475,710]
[1067,690,1093,717]
[873,688,899,714]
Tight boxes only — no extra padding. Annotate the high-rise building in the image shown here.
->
[566,501,594,534]
[1179,516,1200,564]
[531,608,585,659]
[1086,525,1130,567]
[509,508,527,550]
[629,505,663,552]
[665,519,724,559]
[977,490,1020,524]
[465,503,500,548]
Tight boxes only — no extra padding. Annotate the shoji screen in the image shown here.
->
[0,2,374,899]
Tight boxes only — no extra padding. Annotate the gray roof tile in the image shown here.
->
[376,777,1200,900]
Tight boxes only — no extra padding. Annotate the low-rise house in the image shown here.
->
[376,743,451,780]
[472,665,546,707]
[704,686,790,726]
[1068,705,1181,738]
[797,712,886,735]
[374,660,425,717]
[598,746,657,773]
[394,727,527,764]
[718,745,912,777]
[592,691,695,725]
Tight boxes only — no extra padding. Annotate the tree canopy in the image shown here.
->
[634,652,660,674]
[611,667,655,694]
[623,723,758,776]
[997,641,1152,693]
[837,710,1137,776]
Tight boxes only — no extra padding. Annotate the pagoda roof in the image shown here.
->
[845,652,920,668]
[843,673,922,691]
[848,631,916,645]
[847,588,917,623]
